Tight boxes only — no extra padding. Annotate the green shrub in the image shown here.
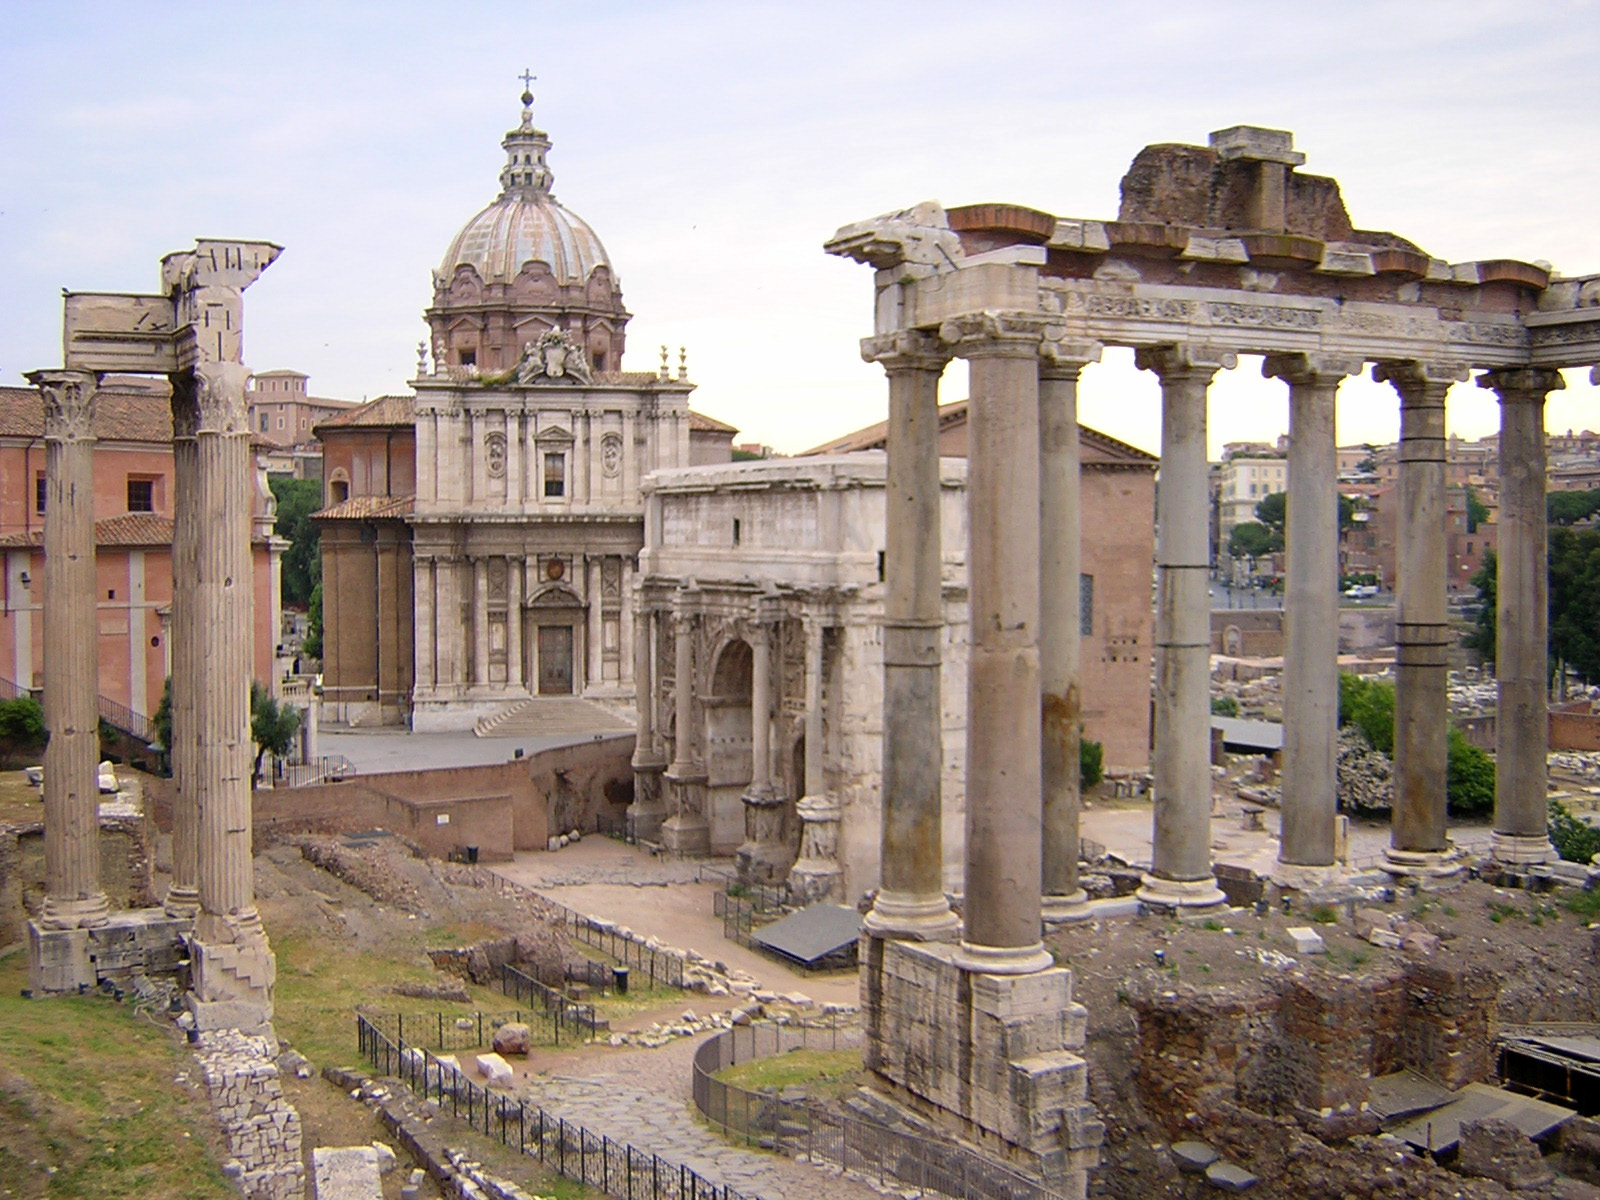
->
[1211,696,1239,717]
[0,695,44,746]
[1550,799,1600,865]
[1446,728,1495,818]
[1080,737,1104,790]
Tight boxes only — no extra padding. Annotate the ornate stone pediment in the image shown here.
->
[516,328,593,385]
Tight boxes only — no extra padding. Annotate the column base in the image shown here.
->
[164,884,201,920]
[189,912,276,1033]
[659,817,710,856]
[863,890,961,942]
[38,892,110,930]
[952,940,1054,976]
[788,860,843,906]
[1270,861,1346,891]
[625,805,665,844]
[1380,845,1465,880]
[1490,832,1554,865]
[1136,873,1225,910]
[1042,890,1093,925]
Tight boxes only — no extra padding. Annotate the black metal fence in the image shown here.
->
[496,964,601,1043]
[358,1013,759,1200]
[692,1021,1070,1200]
[280,754,356,788]
[545,900,687,989]
[362,1009,556,1054]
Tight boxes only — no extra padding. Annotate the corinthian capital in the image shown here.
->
[190,362,253,435]
[27,369,99,442]
[1133,343,1237,382]
[1477,367,1567,403]
[860,331,948,373]
[1371,360,1469,396]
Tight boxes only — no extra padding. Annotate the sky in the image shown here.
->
[3,0,1598,459]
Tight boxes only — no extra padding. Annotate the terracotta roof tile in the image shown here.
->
[690,410,739,435]
[0,384,174,443]
[314,394,415,432]
[313,494,415,520]
[0,512,175,548]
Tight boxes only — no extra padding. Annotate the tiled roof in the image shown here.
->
[314,394,415,432]
[313,494,415,520]
[0,384,174,443]
[800,399,1157,465]
[690,410,738,435]
[0,512,175,548]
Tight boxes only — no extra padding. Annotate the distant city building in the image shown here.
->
[248,370,359,448]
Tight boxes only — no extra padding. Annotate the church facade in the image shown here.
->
[315,91,733,729]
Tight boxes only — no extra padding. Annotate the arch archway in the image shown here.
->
[703,638,753,850]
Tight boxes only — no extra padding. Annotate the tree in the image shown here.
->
[250,681,301,785]
[1548,488,1600,528]
[1462,550,1496,662]
[1465,487,1490,533]
[1229,521,1279,558]
[0,695,46,766]
[303,582,323,661]
[1446,728,1495,818]
[1548,528,1600,684]
[1254,491,1287,535]
[1338,493,1357,533]
[269,476,323,608]
[1079,737,1104,790]
[1337,672,1490,816]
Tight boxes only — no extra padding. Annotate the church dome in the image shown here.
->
[441,193,611,289]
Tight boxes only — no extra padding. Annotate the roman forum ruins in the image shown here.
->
[26,240,280,1034]
[814,125,1600,1187]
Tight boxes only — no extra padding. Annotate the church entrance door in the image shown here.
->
[537,625,574,694]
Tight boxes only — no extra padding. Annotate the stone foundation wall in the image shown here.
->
[192,1029,304,1200]
[1130,961,1498,1130]
[862,938,1102,1195]
[0,815,155,944]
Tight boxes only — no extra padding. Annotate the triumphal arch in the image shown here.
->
[827,126,1600,1193]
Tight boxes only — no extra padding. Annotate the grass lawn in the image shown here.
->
[713,1048,864,1101]
[0,945,234,1200]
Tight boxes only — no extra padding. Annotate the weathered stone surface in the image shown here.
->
[1456,1116,1554,1189]
[1204,1159,1260,1191]
[1171,1140,1218,1172]
[474,1052,513,1086]
[491,1022,531,1056]
[1285,926,1325,954]
[310,1145,382,1200]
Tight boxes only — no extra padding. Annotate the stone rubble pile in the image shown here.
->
[1550,751,1600,782]
[191,1029,305,1200]
[606,997,855,1050]
[1447,674,1499,715]
[1335,726,1394,812]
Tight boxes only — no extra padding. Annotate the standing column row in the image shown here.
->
[28,370,109,931]
[629,602,667,842]
[1137,346,1230,908]
[736,600,789,883]
[660,588,710,854]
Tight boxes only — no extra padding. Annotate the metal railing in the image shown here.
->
[358,1012,760,1200]
[496,964,600,1043]
[279,754,356,788]
[693,1019,1071,1200]
[544,899,687,989]
[97,694,155,745]
[362,1009,557,1054]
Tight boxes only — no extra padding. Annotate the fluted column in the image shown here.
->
[1040,347,1097,923]
[1137,345,1231,909]
[1266,353,1358,879]
[789,614,842,903]
[165,373,200,917]
[629,600,667,842]
[862,332,959,942]
[737,600,787,882]
[185,359,276,1027]
[29,369,109,930]
[1482,368,1566,862]
[1378,361,1466,877]
[506,556,524,690]
[661,589,709,854]
[803,616,826,797]
[943,313,1050,974]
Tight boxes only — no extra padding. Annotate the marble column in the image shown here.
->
[1267,354,1359,880]
[165,373,201,917]
[1040,348,1095,923]
[943,313,1050,974]
[1136,345,1230,909]
[661,589,709,854]
[790,615,841,903]
[471,556,489,688]
[861,331,959,942]
[1378,362,1466,877]
[29,370,109,930]
[737,600,787,882]
[506,556,524,690]
[184,359,276,1029]
[629,602,667,842]
[1481,368,1566,862]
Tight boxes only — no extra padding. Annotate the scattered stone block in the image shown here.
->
[474,1052,513,1087]
[1367,928,1404,949]
[1457,1117,1554,1189]
[311,1145,383,1200]
[1171,1140,1219,1172]
[371,1142,396,1175]
[492,1022,531,1056]
[1205,1160,1259,1191]
[1285,926,1326,954]
[1355,907,1393,931]
[1400,930,1440,956]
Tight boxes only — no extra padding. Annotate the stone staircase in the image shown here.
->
[473,696,636,738]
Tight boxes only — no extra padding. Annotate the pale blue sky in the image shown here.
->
[3,0,1597,456]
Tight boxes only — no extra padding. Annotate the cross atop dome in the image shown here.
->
[500,71,553,199]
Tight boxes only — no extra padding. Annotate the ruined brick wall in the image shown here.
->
[0,816,155,944]
[1131,961,1498,1130]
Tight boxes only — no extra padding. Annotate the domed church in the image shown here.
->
[315,86,736,730]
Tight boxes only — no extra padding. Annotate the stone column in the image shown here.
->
[28,369,109,930]
[943,313,1051,974]
[185,359,276,1030]
[789,614,841,902]
[471,556,489,688]
[861,332,960,942]
[1136,345,1231,909]
[661,589,709,854]
[1481,368,1566,862]
[629,601,667,842]
[1040,347,1096,923]
[1377,362,1466,877]
[165,374,201,917]
[506,556,524,690]
[737,599,787,882]
[1265,353,1358,883]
